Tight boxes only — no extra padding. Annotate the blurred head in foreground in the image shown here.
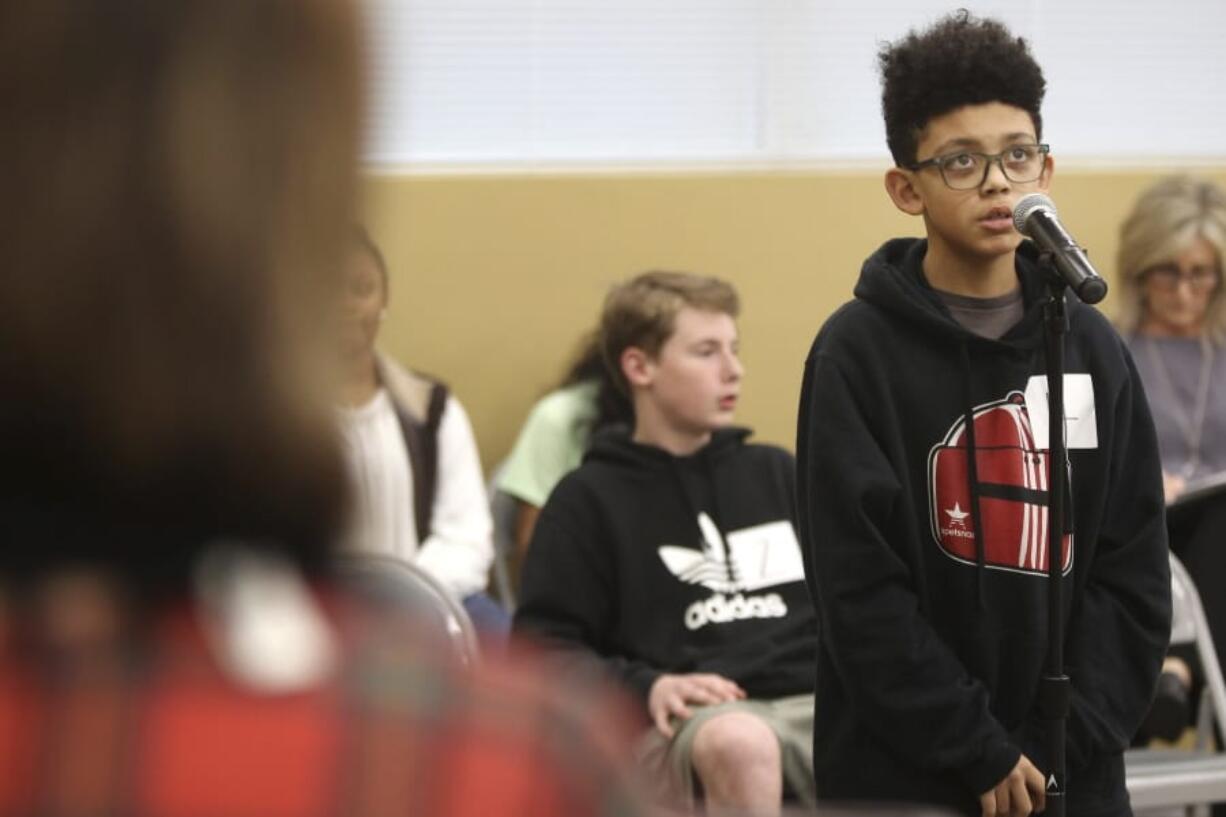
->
[0,0,364,597]
[0,7,652,817]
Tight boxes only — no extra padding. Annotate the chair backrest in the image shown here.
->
[333,553,480,667]
[486,462,519,612]
[1171,556,1198,645]
[1169,552,1226,748]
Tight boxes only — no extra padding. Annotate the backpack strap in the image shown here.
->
[411,380,448,542]
[376,352,450,544]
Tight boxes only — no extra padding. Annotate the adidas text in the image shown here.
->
[684,592,788,631]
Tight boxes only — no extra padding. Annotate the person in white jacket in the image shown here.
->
[336,226,507,637]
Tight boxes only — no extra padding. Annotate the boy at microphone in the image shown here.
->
[796,11,1170,816]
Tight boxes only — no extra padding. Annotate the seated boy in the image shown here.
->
[796,12,1170,816]
[514,271,818,815]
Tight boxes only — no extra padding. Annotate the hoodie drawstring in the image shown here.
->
[959,343,987,612]
[707,454,737,587]
[667,453,737,588]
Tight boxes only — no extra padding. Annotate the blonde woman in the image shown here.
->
[1116,175,1226,503]
[1117,176,1226,746]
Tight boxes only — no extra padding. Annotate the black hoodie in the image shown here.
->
[796,239,1170,816]
[514,428,817,709]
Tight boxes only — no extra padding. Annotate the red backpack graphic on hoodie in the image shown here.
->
[928,391,1072,575]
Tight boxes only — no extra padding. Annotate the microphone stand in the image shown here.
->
[1039,251,1072,817]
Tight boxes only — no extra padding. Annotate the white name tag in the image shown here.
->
[1024,374,1098,450]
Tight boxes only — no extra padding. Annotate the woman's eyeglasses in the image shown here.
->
[1142,264,1221,293]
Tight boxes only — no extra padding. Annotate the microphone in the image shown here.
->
[1012,193,1108,305]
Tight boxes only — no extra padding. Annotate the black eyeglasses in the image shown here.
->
[1142,263,1222,293]
[907,144,1051,190]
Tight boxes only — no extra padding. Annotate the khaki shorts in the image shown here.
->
[636,693,816,809]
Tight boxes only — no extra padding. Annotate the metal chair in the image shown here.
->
[1127,553,1226,815]
[333,552,480,667]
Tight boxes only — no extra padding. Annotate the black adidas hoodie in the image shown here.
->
[796,239,1171,816]
[513,427,818,710]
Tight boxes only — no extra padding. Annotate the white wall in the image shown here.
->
[363,0,1226,168]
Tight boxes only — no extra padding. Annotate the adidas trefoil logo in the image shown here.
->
[656,512,804,631]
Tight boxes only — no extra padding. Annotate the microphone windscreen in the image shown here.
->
[1012,193,1057,234]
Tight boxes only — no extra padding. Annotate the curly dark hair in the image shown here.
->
[879,10,1046,167]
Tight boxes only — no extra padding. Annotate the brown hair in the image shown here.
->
[554,331,633,438]
[353,223,390,293]
[1115,176,1226,343]
[0,0,364,591]
[600,271,740,395]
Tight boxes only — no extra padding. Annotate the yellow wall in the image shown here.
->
[362,166,1226,473]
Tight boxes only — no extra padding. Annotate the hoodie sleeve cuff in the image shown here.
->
[959,739,1022,797]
